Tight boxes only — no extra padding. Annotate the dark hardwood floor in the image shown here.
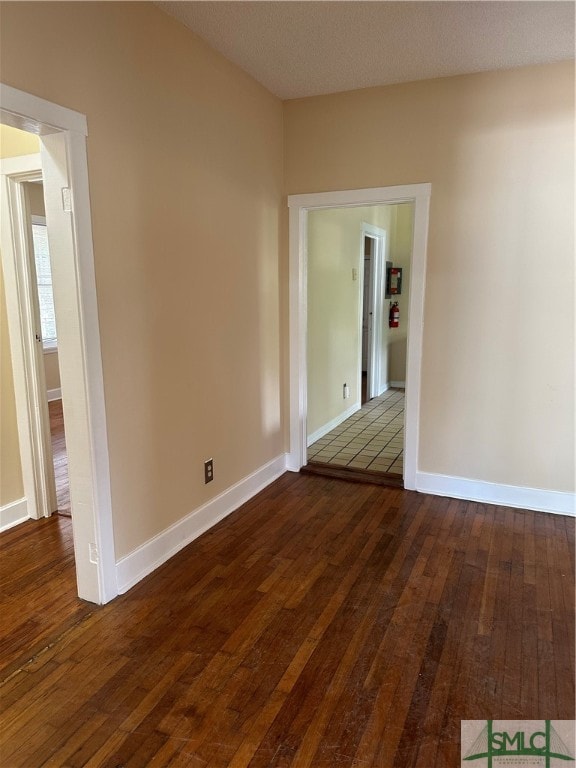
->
[0,472,574,767]
[49,399,70,516]
[0,515,93,681]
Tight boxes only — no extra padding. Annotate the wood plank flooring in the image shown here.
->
[0,516,92,681]
[1,473,574,767]
[49,399,70,516]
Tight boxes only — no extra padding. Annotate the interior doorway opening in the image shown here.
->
[287,183,431,491]
[305,204,413,484]
[361,234,375,406]
[0,83,116,604]
[25,180,71,519]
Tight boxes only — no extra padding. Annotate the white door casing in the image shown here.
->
[361,223,387,401]
[0,83,117,604]
[287,184,431,490]
[0,156,57,519]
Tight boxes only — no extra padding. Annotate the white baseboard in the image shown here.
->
[307,402,361,447]
[116,454,288,594]
[389,380,405,389]
[416,472,575,516]
[47,388,62,402]
[0,497,29,531]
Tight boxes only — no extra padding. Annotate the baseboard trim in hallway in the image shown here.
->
[0,498,29,533]
[416,471,576,516]
[115,453,288,594]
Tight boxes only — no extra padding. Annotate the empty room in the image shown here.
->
[0,2,574,766]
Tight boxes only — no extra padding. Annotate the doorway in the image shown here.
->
[361,223,387,405]
[305,207,410,482]
[26,192,71,517]
[0,83,116,603]
[287,183,431,491]
[362,235,375,405]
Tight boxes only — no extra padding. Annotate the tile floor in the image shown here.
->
[307,388,404,475]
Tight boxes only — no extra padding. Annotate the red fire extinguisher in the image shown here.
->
[389,301,400,328]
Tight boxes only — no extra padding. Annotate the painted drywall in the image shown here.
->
[0,2,284,557]
[0,267,24,506]
[307,205,392,437]
[0,124,39,157]
[0,126,40,506]
[388,203,415,384]
[26,181,45,216]
[43,350,60,393]
[286,61,575,492]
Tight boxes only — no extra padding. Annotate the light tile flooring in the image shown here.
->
[307,388,404,475]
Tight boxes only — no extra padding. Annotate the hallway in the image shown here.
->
[307,388,404,476]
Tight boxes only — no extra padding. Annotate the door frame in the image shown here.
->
[0,83,117,604]
[0,157,57,519]
[287,183,431,490]
[361,223,387,402]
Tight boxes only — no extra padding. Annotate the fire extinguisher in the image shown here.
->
[389,301,400,328]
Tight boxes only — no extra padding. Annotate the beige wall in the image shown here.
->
[286,61,575,492]
[1,2,572,556]
[388,203,414,384]
[0,124,39,157]
[0,268,24,505]
[307,205,392,436]
[43,351,60,392]
[26,182,45,217]
[0,126,40,506]
[1,2,284,556]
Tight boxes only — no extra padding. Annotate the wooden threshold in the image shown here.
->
[302,460,404,488]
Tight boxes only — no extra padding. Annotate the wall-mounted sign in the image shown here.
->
[386,266,403,296]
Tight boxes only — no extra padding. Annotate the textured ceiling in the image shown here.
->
[158,1,575,99]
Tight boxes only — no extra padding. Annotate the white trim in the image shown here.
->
[416,472,576,516]
[287,184,431,491]
[1,83,117,604]
[116,455,288,594]
[288,184,427,210]
[0,155,42,175]
[390,381,406,389]
[0,498,29,532]
[47,388,62,402]
[0,83,87,135]
[307,402,361,447]
[361,222,388,239]
[1,157,57,520]
[361,223,387,401]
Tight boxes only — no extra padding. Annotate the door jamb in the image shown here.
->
[361,223,387,401]
[287,184,431,490]
[0,157,57,519]
[0,83,117,604]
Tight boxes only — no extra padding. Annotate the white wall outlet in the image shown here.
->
[343,383,350,399]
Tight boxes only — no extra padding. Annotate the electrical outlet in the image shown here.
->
[204,458,214,484]
[343,383,350,399]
